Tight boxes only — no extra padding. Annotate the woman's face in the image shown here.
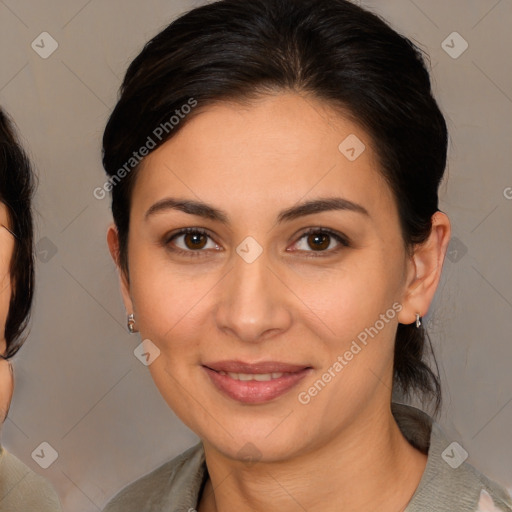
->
[111,93,440,461]
[0,201,14,422]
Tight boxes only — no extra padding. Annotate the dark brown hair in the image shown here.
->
[102,0,446,412]
[0,108,35,360]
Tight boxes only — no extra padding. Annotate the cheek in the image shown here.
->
[133,279,198,329]
[128,248,217,355]
[128,258,213,424]
[293,250,404,339]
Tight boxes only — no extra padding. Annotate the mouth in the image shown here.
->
[202,360,312,404]
[216,371,289,381]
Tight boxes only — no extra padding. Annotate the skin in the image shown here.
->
[0,201,15,425]
[108,92,451,512]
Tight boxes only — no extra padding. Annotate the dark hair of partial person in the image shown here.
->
[0,108,35,360]
[102,0,447,414]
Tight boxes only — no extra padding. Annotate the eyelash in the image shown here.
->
[164,227,350,258]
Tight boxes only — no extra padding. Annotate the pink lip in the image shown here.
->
[202,360,312,404]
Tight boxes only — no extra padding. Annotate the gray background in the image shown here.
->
[0,0,511,510]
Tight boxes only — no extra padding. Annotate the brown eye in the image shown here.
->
[165,227,220,256]
[291,228,350,255]
[306,232,331,251]
[183,231,208,250]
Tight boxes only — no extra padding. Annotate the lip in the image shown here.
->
[202,360,312,404]
[203,360,310,373]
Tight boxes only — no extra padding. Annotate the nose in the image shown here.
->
[214,245,293,344]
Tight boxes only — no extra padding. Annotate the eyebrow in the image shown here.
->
[145,196,369,224]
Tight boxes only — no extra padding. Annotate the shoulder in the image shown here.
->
[0,447,62,511]
[412,423,512,511]
[102,442,206,512]
[392,404,512,512]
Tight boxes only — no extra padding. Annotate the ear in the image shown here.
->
[398,211,451,325]
[107,224,134,316]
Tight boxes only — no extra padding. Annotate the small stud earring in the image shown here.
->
[415,313,422,329]
[127,313,137,334]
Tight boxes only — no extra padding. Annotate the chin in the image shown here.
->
[199,419,309,463]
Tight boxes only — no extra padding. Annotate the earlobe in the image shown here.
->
[398,212,451,325]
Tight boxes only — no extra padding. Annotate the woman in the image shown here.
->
[0,108,62,510]
[101,0,512,510]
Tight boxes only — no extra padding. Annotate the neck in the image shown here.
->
[199,403,427,512]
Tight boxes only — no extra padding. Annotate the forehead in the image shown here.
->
[130,93,396,222]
